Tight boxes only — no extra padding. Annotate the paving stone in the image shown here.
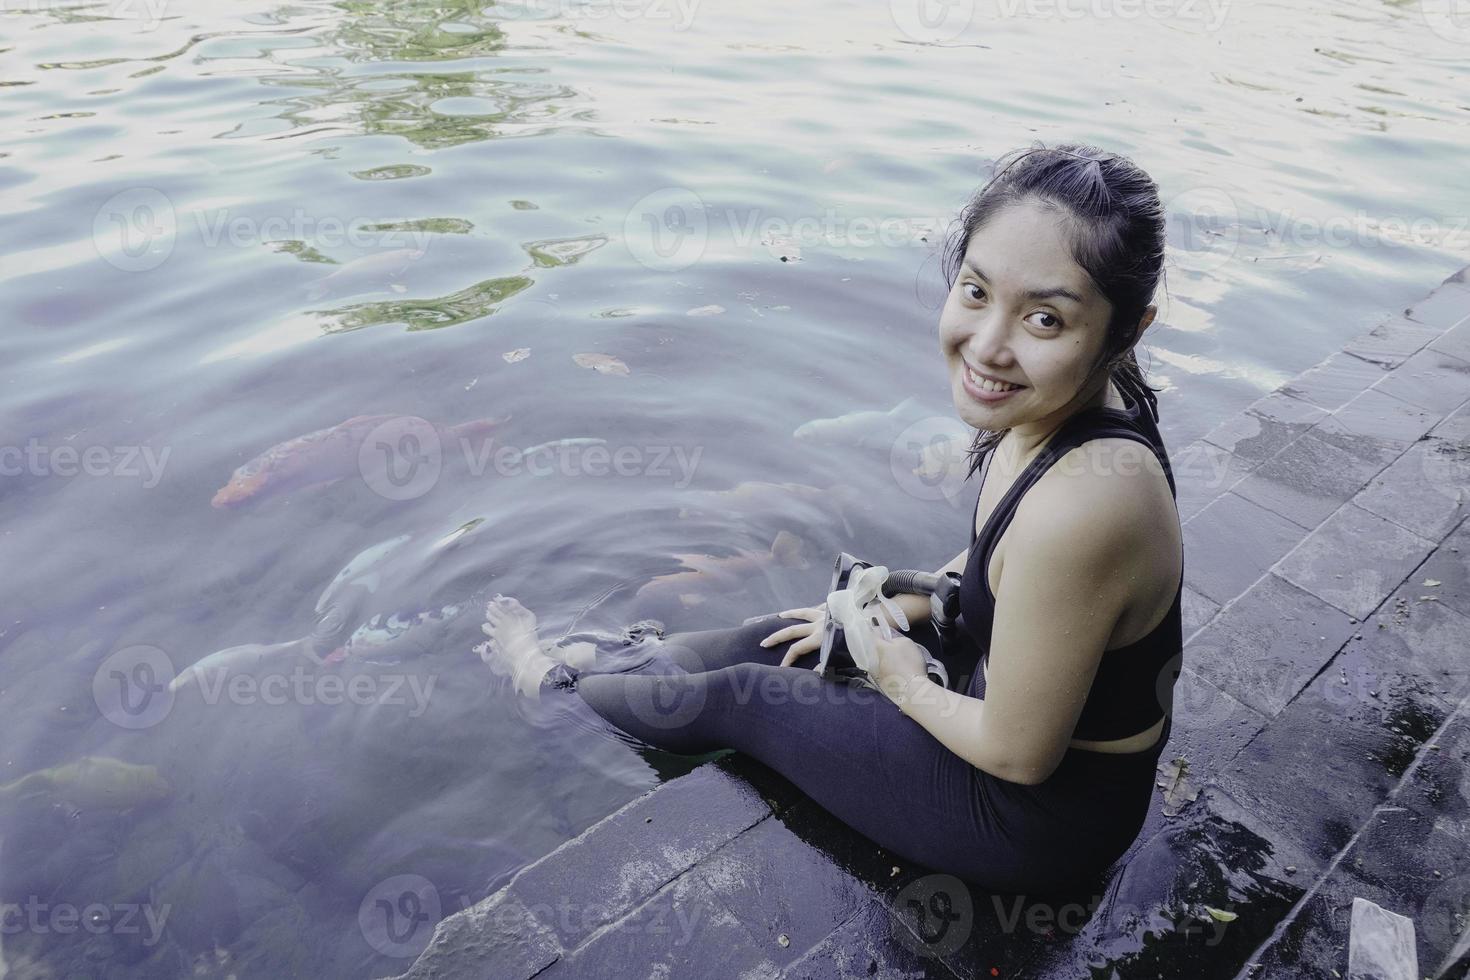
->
[1245,808,1470,980]
[1430,397,1470,442]
[1181,585,1220,637]
[1429,308,1470,363]
[1211,621,1454,866]
[1308,386,1439,468]
[1059,785,1317,980]
[1354,429,1470,542]
[393,888,562,980]
[1404,278,1470,330]
[1366,564,1470,705]
[1161,664,1268,783]
[1201,390,1328,465]
[1279,350,1392,412]
[1230,429,1383,530]
[692,815,871,968]
[1343,314,1443,369]
[1402,518,1470,620]
[1173,440,1257,523]
[1275,502,1436,620]
[536,867,783,980]
[1184,573,1357,719]
[1182,493,1308,606]
[884,871,1101,980]
[1234,856,1397,980]
[1395,700,1470,845]
[1369,346,1470,416]
[778,899,963,979]
[501,765,774,950]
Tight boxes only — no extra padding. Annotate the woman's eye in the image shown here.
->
[1027,311,1061,329]
[962,282,984,302]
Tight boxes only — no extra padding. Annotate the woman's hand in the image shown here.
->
[870,632,930,691]
[757,603,828,667]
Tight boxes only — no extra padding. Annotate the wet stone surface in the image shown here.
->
[1343,314,1443,369]
[1280,349,1392,412]
[1183,572,1357,719]
[1182,493,1308,606]
[1201,389,1327,465]
[1404,277,1470,330]
[1211,619,1454,866]
[1275,501,1436,621]
[1369,346,1470,416]
[1173,440,1258,524]
[1308,385,1440,469]
[1230,428,1383,530]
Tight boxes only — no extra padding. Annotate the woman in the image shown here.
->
[562,143,1183,894]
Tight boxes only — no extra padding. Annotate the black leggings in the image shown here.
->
[573,615,1171,894]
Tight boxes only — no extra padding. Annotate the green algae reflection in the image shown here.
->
[313,274,533,333]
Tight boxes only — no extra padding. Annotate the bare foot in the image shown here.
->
[475,594,560,699]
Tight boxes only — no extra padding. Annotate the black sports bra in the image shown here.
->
[956,378,1183,743]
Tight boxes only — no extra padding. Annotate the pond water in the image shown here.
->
[2,0,1467,975]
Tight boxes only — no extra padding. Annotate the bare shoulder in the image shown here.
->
[1013,437,1173,557]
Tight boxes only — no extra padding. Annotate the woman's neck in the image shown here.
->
[999,376,1123,467]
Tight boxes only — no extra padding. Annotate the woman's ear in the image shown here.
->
[1133,305,1157,344]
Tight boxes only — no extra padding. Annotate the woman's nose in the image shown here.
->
[965,309,1012,365]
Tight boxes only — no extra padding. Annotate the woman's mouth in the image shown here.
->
[962,363,1025,402]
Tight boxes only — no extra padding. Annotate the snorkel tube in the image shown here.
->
[814,552,961,691]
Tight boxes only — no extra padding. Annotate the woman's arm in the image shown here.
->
[877,461,1150,785]
[876,547,969,630]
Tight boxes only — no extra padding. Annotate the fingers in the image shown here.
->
[778,635,821,668]
[776,606,824,620]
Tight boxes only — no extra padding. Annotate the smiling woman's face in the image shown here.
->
[940,197,1120,441]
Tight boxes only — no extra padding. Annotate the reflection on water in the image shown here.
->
[2,0,1468,974]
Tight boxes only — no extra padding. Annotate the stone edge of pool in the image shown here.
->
[388,266,1470,980]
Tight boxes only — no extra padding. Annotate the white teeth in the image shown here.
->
[967,365,1020,392]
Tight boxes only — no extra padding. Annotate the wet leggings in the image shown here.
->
[574,615,1172,894]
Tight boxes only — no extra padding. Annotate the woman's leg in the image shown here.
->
[573,624,1043,889]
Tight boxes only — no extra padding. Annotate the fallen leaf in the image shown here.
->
[1158,757,1199,817]
[1423,579,1441,587]
[1205,906,1238,922]
[503,347,531,363]
[686,304,726,317]
[572,352,629,375]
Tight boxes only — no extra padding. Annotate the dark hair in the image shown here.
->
[940,141,1167,480]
